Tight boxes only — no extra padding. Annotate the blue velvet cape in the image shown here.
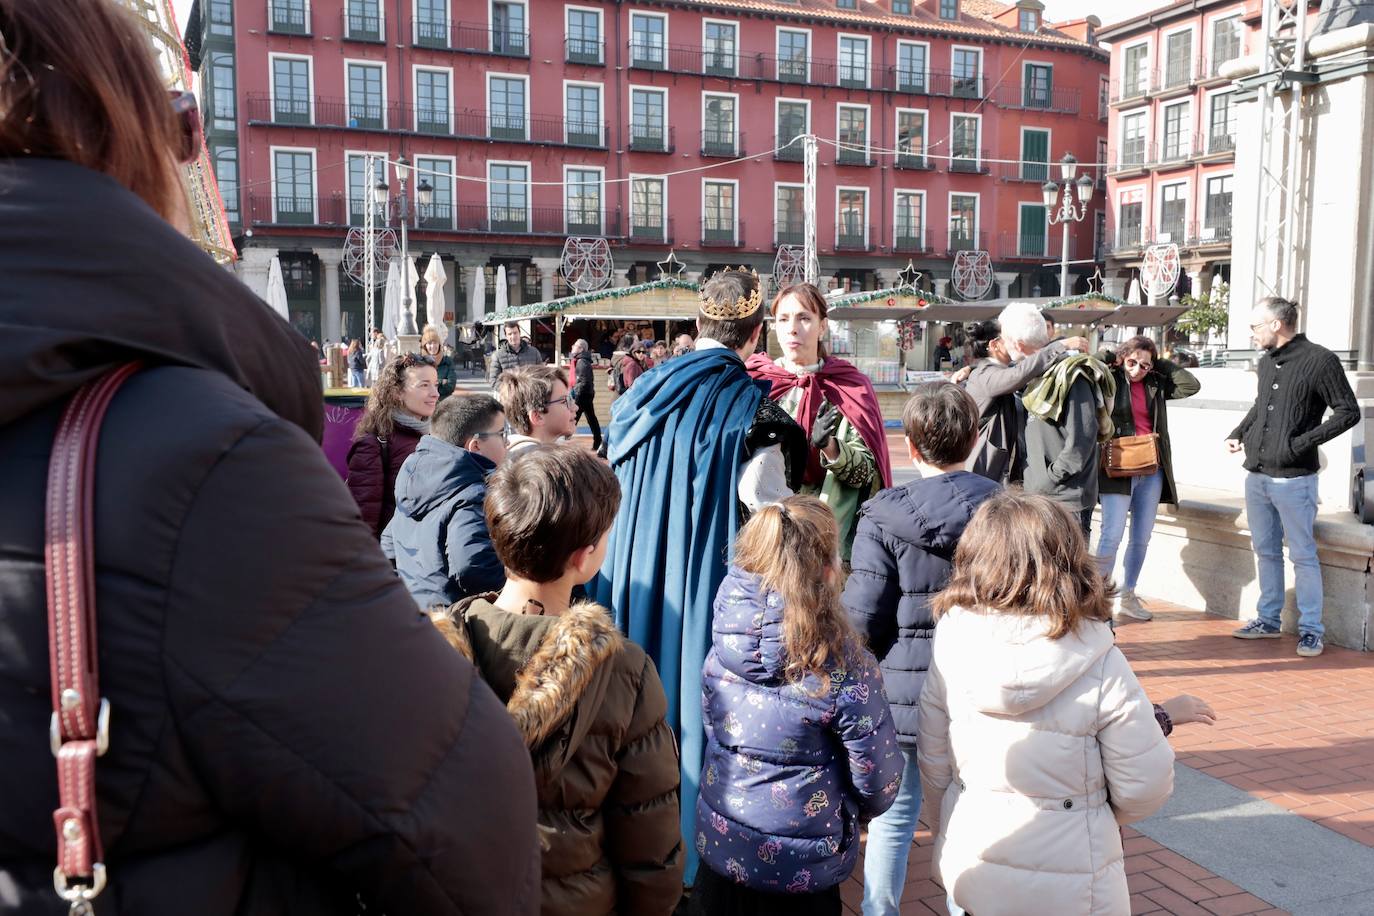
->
[593,346,764,879]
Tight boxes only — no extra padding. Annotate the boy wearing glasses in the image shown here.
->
[497,365,577,456]
[384,395,509,607]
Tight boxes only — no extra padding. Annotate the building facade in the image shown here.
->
[186,0,1107,345]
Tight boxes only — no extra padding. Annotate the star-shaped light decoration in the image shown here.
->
[1086,267,1105,296]
[656,250,686,281]
[896,259,923,296]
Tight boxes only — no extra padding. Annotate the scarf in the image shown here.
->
[745,353,893,489]
[392,410,432,436]
[1022,354,1117,442]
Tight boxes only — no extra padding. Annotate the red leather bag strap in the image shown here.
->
[46,362,139,910]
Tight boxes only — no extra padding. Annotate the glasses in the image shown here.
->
[170,91,201,164]
[1124,358,1153,371]
[472,425,512,443]
[543,393,574,410]
[1249,320,1274,332]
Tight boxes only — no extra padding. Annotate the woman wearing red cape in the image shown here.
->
[747,283,892,563]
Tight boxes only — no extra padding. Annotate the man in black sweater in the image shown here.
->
[1226,296,1359,657]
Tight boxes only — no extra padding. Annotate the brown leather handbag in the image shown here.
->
[45,362,140,914]
[1101,432,1161,479]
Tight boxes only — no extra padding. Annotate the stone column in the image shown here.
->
[874,268,901,291]
[685,271,703,286]
[816,275,836,293]
[532,257,562,303]
[994,271,1019,298]
[1102,276,1128,301]
[237,246,277,300]
[614,268,632,288]
[314,248,344,342]
[934,278,951,299]
[1187,268,1210,301]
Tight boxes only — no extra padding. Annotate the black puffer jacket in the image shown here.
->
[0,158,540,915]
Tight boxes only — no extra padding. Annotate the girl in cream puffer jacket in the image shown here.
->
[917,491,1174,916]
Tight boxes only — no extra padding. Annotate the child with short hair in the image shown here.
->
[430,444,684,915]
[843,381,1000,916]
[694,495,902,916]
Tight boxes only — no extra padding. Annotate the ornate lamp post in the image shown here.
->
[1042,153,1096,297]
[379,155,434,338]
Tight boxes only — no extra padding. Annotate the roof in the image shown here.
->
[485,278,703,322]
[1097,0,1250,41]
[669,0,1106,54]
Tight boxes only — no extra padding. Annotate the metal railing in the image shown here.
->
[1190,216,1233,245]
[341,9,381,41]
[455,110,608,147]
[1153,221,1187,246]
[836,145,873,167]
[940,229,988,255]
[997,231,1080,261]
[995,83,1080,114]
[415,20,529,56]
[1001,160,1050,182]
[1112,139,1153,170]
[1159,131,1192,164]
[948,147,989,174]
[565,36,604,65]
[701,128,742,158]
[892,228,931,253]
[629,124,674,153]
[268,0,310,34]
[835,227,875,252]
[628,216,675,243]
[775,222,805,246]
[1107,225,1150,255]
[775,134,805,162]
[1112,70,1154,102]
[1204,131,1236,156]
[349,202,625,237]
[895,151,933,171]
[701,219,743,247]
[1159,56,1196,91]
[250,193,344,227]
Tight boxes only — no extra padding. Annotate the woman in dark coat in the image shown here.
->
[422,325,459,399]
[0,3,539,912]
[1095,336,1200,620]
[346,353,439,537]
[570,338,601,451]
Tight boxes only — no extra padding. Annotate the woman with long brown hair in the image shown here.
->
[693,495,902,915]
[0,0,538,912]
[347,352,439,537]
[420,323,458,399]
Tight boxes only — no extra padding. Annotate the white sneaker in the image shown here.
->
[1113,589,1153,621]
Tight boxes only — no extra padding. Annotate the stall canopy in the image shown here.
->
[825,288,1187,328]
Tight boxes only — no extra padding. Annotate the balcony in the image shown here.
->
[629,217,675,243]
[995,83,1081,115]
[1153,222,1187,246]
[414,17,449,48]
[628,41,667,70]
[1099,88,1110,121]
[996,231,1080,262]
[341,10,382,42]
[456,204,561,236]
[455,110,608,147]
[565,36,604,65]
[268,1,310,35]
[352,201,624,238]
[1111,70,1154,103]
[703,49,737,77]
[838,62,871,89]
[892,66,931,94]
[1202,52,1243,82]
[250,193,345,228]
[836,144,873,167]
[950,74,983,100]
[1189,217,1233,247]
[1110,140,1153,174]
[775,134,805,162]
[776,223,805,246]
[943,229,988,255]
[892,229,931,254]
[417,20,529,56]
[630,124,674,153]
[895,151,933,171]
[701,128,742,158]
[701,219,743,247]
[948,148,989,174]
[1157,58,1197,93]
[775,55,809,83]
[416,105,452,135]
[1158,133,1192,165]
[1107,225,1150,257]
[1002,160,1050,183]
[835,227,875,252]
[1203,131,1236,157]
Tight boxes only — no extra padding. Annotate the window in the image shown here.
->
[1162,101,1190,161]
[1121,111,1146,166]
[837,0,856,8]
[776,185,803,245]
[704,21,737,76]
[491,2,527,55]
[273,149,314,223]
[208,52,235,132]
[1024,63,1052,109]
[838,36,869,88]
[208,0,232,36]
[416,0,447,47]
[1204,175,1233,239]
[1211,16,1242,76]
[1119,197,1143,246]
[346,62,384,129]
[703,94,736,156]
[778,29,809,82]
[1019,9,1038,32]
[415,157,454,228]
[1099,75,1110,119]
[565,83,601,146]
[631,13,666,69]
[895,191,924,250]
[270,0,308,34]
[939,0,959,20]
[416,68,451,134]
[897,41,927,93]
[271,57,311,125]
[892,0,911,12]
[703,181,736,243]
[488,75,525,139]
[1019,203,1047,256]
[1122,43,1149,97]
[896,110,926,168]
[1209,92,1236,153]
[1159,183,1186,242]
[565,167,602,234]
[1165,30,1193,88]
[950,114,980,172]
[952,48,981,98]
[837,105,868,165]
[631,176,666,238]
[630,88,667,151]
[1021,127,1049,181]
[837,189,867,248]
[346,153,375,224]
[489,163,529,232]
[567,8,602,63]
[213,147,238,223]
[346,0,382,41]
[776,100,808,160]
[949,193,978,251]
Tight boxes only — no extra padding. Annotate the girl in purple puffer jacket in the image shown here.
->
[692,495,903,916]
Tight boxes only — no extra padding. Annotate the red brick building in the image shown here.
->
[186,0,1108,345]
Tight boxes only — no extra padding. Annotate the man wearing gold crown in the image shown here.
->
[593,267,805,879]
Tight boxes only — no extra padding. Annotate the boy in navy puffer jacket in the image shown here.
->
[842,382,1000,916]
[694,496,902,916]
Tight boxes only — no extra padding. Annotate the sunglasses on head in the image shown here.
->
[170,90,201,164]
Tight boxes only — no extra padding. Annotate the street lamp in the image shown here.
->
[393,155,419,336]
[1042,152,1096,296]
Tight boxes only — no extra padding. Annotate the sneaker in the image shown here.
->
[1114,589,1153,621]
[1233,619,1282,639]
[1297,633,1325,657]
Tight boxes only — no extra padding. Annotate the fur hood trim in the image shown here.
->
[431,600,625,748]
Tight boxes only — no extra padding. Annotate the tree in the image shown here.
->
[1175,281,1230,341]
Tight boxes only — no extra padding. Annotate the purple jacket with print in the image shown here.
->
[696,566,903,893]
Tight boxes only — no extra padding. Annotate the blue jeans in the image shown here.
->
[861,750,922,916]
[1245,471,1323,637]
[1095,469,1164,591]
[348,368,365,388]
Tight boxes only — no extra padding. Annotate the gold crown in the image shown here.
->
[699,266,763,321]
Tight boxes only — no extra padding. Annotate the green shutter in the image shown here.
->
[1022,130,1048,181]
[1020,205,1046,256]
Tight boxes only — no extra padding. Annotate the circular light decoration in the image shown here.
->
[774,245,807,290]
[343,225,398,288]
[952,250,994,301]
[1141,243,1181,299]
[560,237,614,293]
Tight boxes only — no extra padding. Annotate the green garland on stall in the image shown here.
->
[486,278,700,322]
[1045,293,1131,309]
[830,286,957,307]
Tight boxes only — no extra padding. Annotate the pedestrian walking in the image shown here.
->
[843,382,999,916]
[693,496,902,915]
[0,3,540,911]
[1227,296,1359,656]
[431,445,684,915]
[1095,337,1200,621]
[490,320,544,386]
[570,338,602,451]
[422,324,459,400]
[919,492,1175,916]
[347,353,439,537]
[496,364,577,456]
[747,283,892,563]
[346,337,367,387]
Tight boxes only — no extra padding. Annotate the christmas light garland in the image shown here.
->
[484,277,700,322]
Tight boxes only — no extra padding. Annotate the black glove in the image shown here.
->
[810,401,840,451]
